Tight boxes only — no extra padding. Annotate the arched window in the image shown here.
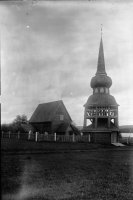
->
[100,87,104,93]
[95,88,98,93]
[105,88,108,94]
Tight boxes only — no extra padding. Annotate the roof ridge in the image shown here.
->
[39,100,62,105]
[29,100,63,123]
[61,101,72,122]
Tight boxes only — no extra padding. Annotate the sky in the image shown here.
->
[0,0,133,126]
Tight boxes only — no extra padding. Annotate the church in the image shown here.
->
[22,100,80,136]
[82,35,120,144]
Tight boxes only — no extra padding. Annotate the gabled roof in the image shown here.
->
[56,123,80,135]
[29,100,71,123]
[70,123,81,135]
[56,123,70,133]
[76,126,83,130]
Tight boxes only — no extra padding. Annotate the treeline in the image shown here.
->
[1,114,28,133]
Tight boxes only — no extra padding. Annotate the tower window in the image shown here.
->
[100,87,104,93]
[95,88,98,93]
[105,88,108,94]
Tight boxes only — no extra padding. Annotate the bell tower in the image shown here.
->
[82,30,119,144]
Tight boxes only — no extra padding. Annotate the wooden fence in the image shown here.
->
[1,132,29,140]
[1,132,90,143]
[2,132,133,145]
[119,137,133,145]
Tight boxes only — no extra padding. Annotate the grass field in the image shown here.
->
[1,138,133,200]
[1,138,133,153]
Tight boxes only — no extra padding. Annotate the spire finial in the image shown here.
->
[101,24,102,37]
[95,27,107,76]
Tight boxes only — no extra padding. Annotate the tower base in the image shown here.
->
[82,119,119,144]
[82,131,119,144]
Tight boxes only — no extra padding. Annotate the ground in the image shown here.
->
[1,138,133,200]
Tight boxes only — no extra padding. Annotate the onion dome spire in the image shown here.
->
[84,26,119,109]
[90,29,112,89]
[96,37,107,75]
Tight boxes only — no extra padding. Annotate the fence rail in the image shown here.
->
[119,137,133,145]
[2,132,133,145]
[1,132,29,140]
[1,132,90,143]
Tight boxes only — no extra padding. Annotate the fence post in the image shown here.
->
[54,132,56,142]
[127,136,129,145]
[35,132,38,142]
[73,134,75,142]
[9,131,11,138]
[88,134,90,142]
[28,130,31,140]
[129,136,130,145]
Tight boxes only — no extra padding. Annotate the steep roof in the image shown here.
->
[84,94,119,107]
[70,123,81,135]
[96,37,107,75]
[56,123,70,133]
[56,123,80,135]
[91,37,113,89]
[29,100,71,123]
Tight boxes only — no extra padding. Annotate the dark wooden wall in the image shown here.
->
[32,122,52,134]
[52,103,72,133]
[93,132,111,144]
[83,132,111,144]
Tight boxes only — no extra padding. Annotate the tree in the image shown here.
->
[1,115,28,133]
[12,114,28,132]
[13,114,28,125]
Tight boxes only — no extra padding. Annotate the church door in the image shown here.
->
[111,132,117,143]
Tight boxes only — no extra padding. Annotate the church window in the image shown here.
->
[60,115,64,121]
[100,87,104,93]
[95,88,98,93]
[105,88,108,93]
